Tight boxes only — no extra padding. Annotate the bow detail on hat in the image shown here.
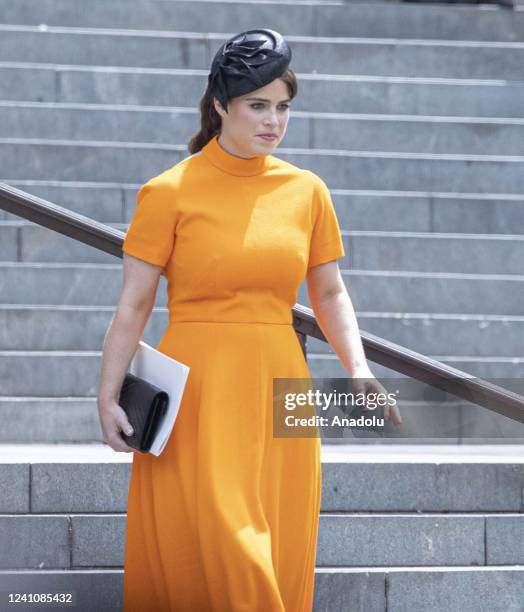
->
[208,36,284,104]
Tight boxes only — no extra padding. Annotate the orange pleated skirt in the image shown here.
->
[122,321,321,612]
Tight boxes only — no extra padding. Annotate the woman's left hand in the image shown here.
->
[350,367,403,426]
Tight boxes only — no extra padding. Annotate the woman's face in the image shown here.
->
[213,78,291,158]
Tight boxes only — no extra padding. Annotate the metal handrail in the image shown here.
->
[1,181,524,424]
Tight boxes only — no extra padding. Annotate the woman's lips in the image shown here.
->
[258,135,277,141]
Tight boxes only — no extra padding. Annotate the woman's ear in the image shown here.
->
[213,97,226,118]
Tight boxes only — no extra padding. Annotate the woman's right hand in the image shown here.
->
[97,398,137,453]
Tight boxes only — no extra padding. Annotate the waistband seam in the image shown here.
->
[168,320,293,325]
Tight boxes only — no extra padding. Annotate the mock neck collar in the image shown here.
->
[202,134,271,177]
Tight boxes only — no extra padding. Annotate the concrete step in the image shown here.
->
[0,566,523,612]
[3,63,524,119]
[1,26,524,80]
[2,442,523,507]
[1,348,524,395]
[4,221,524,275]
[5,102,524,155]
[0,570,121,612]
[1,394,523,443]
[4,180,524,235]
[311,313,524,356]
[2,0,524,42]
[1,262,523,315]
[0,398,101,443]
[3,140,524,192]
[297,269,524,317]
[0,510,522,569]
[2,306,524,357]
[312,353,524,380]
[0,181,128,224]
[0,443,523,610]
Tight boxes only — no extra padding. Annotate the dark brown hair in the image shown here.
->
[187,68,298,154]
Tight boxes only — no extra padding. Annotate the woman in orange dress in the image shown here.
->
[97,29,402,612]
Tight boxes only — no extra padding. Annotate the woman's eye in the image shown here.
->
[250,104,290,110]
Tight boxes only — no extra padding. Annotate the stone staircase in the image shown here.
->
[1,0,524,610]
[0,444,523,612]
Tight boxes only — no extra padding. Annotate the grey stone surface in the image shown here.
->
[0,225,17,260]
[0,66,56,103]
[59,67,211,109]
[320,463,524,511]
[47,66,524,117]
[0,28,209,70]
[0,398,103,443]
[0,0,318,37]
[0,569,123,612]
[307,357,524,383]
[3,263,524,315]
[2,0,524,42]
[0,222,123,264]
[311,115,524,155]
[56,68,524,118]
[0,516,70,569]
[0,306,167,350]
[0,352,102,396]
[5,223,524,273]
[315,2,524,41]
[0,464,29,513]
[4,141,524,193]
[31,463,131,512]
[344,233,524,274]
[5,102,524,155]
[0,182,125,223]
[0,567,523,612]
[0,511,520,571]
[460,403,524,440]
[71,515,126,567]
[313,570,386,612]
[6,183,524,235]
[309,315,524,358]
[2,28,524,80]
[486,515,524,564]
[0,102,310,149]
[0,263,146,307]
[4,307,524,357]
[317,515,485,566]
[1,390,521,445]
[387,568,524,612]
[0,458,521,515]
[298,272,524,317]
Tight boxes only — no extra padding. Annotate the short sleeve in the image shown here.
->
[122,178,178,268]
[307,175,346,269]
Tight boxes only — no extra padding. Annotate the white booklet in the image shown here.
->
[128,340,190,456]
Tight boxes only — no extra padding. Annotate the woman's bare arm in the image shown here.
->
[97,253,164,452]
[306,260,402,425]
[306,260,369,377]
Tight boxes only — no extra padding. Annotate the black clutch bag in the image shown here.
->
[118,372,170,453]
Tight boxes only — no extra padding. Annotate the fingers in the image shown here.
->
[118,417,134,438]
[348,373,404,427]
[105,430,137,453]
[385,400,402,426]
[366,379,403,426]
[113,420,136,452]
[99,406,136,452]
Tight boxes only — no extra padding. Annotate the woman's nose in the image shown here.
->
[264,110,278,125]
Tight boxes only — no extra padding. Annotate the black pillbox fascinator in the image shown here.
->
[208,28,292,113]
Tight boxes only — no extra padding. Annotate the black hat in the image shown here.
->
[208,29,292,113]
